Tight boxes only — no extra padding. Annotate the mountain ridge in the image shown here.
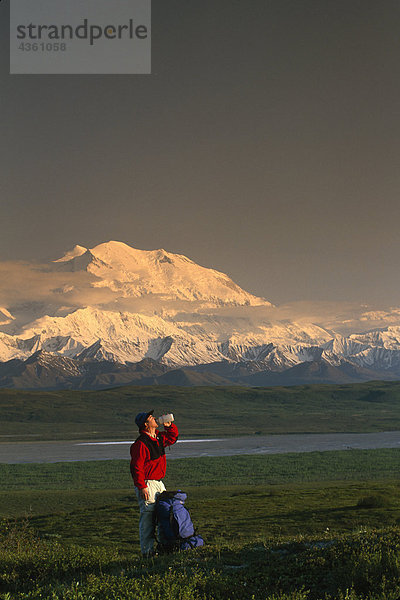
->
[0,352,394,390]
[0,241,400,388]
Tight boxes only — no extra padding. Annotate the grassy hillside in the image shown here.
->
[1,449,400,547]
[2,380,400,441]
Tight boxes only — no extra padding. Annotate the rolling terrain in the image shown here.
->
[2,380,400,442]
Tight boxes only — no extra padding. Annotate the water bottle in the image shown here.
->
[157,413,174,425]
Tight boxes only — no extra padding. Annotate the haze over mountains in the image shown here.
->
[1,241,400,389]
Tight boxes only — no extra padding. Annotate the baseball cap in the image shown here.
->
[135,409,154,429]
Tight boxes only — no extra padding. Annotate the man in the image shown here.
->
[130,409,178,556]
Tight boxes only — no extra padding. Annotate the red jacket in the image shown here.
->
[130,423,178,489]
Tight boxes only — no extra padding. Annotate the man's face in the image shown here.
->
[144,414,157,430]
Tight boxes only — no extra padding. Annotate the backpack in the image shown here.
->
[155,490,204,552]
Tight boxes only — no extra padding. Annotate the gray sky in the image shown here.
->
[1,0,400,306]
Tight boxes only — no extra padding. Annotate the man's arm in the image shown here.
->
[159,422,178,447]
[130,440,150,499]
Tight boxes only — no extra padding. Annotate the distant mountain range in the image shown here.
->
[0,350,393,390]
[1,241,400,389]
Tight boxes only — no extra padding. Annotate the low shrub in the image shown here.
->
[356,495,391,509]
[0,519,123,589]
[2,522,400,599]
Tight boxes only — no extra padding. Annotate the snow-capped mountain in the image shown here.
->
[51,241,270,306]
[1,240,400,388]
[0,306,333,367]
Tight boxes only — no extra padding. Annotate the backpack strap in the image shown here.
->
[169,504,179,538]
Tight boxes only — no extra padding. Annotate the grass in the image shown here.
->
[3,376,400,599]
[2,447,400,492]
[2,449,400,598]
[2,380,400,441]
[1,450,400,550]
[3,479,400,552]
[2,520,400,599]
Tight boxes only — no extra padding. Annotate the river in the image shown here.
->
[1,430,400,464]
